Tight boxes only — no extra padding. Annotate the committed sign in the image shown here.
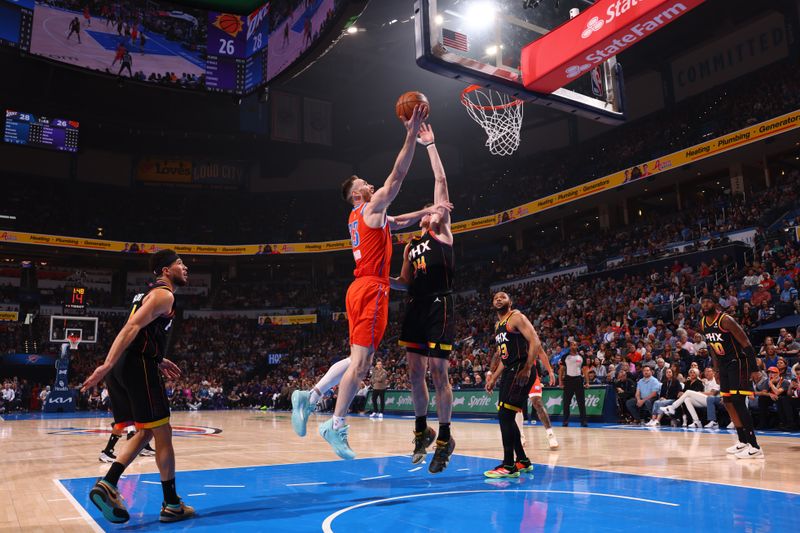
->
[522,0,706,93]
[0,311,19,321]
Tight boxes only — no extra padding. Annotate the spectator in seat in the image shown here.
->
[778,369,800,430]
[625,366,661,424]
[755,366,789,429]
[646,367,681,426]
[665,367,719,428]
[613,369,636,422]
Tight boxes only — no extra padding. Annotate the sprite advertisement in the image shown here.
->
[371,387,607,416]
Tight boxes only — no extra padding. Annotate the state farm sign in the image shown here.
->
[522,0,706,93]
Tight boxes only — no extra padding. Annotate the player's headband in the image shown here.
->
[153,252,180,276]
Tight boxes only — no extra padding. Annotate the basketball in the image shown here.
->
[395,91,429,121]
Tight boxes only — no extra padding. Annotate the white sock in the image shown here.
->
[332,416,346,430]
[309,387,322,405]
[313,358,351,401]
[546,428,554,437]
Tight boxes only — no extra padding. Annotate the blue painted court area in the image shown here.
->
[60,454,793,532]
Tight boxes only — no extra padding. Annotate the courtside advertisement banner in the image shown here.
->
[522,0,706,93]
[374,388,608,416]
[1,109,798,255]
[258,314,318,326]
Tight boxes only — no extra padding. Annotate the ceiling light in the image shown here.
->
[347,26,358,34]
[434,14,444,25]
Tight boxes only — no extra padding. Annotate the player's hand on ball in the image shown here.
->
[404,105,428,136]
[417,123,435,145]
[159,358,181,380]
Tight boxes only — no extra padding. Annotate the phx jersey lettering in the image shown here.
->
[700,312,752,397]
[345,203,391,349]
[106,282,175,430]
[494,311,537,411]
[399,231,455,358]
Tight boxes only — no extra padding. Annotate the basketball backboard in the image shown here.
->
[49,315,98,344]
[415,0,626,123]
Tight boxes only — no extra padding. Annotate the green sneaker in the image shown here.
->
[515,459,534,473]
[319,418,356,460]
[291,390,315,437]
[484,464,520,479]
[160,500,196,523]
[89,479,130,524]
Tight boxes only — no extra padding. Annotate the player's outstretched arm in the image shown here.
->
[81,290,173,391]
[418,124,453,240]
[388,202,453,231]
[390,244,413,292]
[367,105,428,216]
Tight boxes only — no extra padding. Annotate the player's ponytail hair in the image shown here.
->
[341,175,358,203]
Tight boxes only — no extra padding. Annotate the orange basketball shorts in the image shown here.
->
[345,276,389,350]
[528,376,543,398]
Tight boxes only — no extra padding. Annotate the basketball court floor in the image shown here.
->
[0,410,795,531]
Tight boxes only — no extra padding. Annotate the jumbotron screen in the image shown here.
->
[3,110,80,153]
[2,0,343,95]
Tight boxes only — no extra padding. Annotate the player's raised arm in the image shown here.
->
[418,124,453,242]
[81,290,173,391]
[366,105,428,216]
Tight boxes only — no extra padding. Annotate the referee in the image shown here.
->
[558,341,589,427]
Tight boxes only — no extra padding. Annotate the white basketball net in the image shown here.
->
[461,85,524,156]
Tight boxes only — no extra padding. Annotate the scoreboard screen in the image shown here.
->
[0,0,33,50]
[3,110,79,153]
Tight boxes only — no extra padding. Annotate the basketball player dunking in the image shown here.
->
[290,201,449,438]
[698,294,764,459]
[81,250,195,523]
[294,105,428,460]
[392,123,458,473]
[484,292,545,478]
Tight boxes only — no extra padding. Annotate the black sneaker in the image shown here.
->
[428,437,456,474]
[140,443,156,457]
[89,479,130,523]
[160,500,196,523]
[99,450,117,463]
[411,426,436,464]
[126,431,135,440]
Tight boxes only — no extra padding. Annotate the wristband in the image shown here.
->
[424,142,435,147]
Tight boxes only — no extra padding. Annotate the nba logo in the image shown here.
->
[591,68,603,98]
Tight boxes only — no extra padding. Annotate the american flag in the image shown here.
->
[442,28,469,52]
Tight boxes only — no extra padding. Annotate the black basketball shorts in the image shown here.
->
[719,358,754,397]
[106,351,171,430]
[399,294,455,359]
[498,364,538,412]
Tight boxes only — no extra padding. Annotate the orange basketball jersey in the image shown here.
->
[348,203,392,280]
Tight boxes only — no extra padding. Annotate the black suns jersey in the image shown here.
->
[700,312,742,361]
[126,281,175,361]
[494,311,528,368]
[407,230,454,299]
